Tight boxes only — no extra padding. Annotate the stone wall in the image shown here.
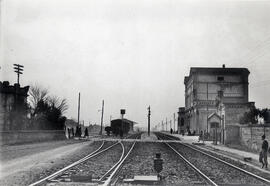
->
[225,124,240,144]
[0,130,66,145]
[240,125,270,152]
[224,124,270,152]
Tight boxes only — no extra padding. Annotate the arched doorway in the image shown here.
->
[208,112,221,144]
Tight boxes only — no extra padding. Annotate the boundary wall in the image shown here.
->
[0,130,65,145]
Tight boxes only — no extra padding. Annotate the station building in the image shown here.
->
[0,81,29,131]
[111,118,137,135]
[182,65,254,135]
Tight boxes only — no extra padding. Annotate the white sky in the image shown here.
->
[1,0,270,129]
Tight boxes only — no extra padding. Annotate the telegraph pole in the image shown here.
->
[77,92,81,127]
[162,120,164,131]
[148,106,151,136]
[173,113,176,133]
[13,64,24,85]
[206,82,209,134]
[166,118,167,131]
[100,100,104,135]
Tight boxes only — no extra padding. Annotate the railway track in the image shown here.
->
[103,132,211,185]
[29,133,141,186]
[155,132,270,186]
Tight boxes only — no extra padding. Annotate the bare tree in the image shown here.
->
[28,84,49,118]
[48,96,68,115]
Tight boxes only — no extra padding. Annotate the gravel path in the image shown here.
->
[118,142,208,185]
[170,142,267,185]
[0,140,102,186]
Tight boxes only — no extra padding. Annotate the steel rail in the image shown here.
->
[165,142,218,186]
[182,142,270,185]
[98,142,125,182]
[125,132,142,139]
[102,138,138,186]
[29,140,122,186]
[100,133,141,183]
[155,133,217,186]
[157,132,270,185]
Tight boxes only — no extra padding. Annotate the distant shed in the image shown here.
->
[111,119,137,135]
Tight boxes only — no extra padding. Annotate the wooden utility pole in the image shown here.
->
[166,118,167,131]
[173,113,176,132]
[148,106,151,136]
[206,82,209,134]
[77,92,81,127]
[100,100,104,135]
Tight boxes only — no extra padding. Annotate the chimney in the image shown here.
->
[222,64,225,68]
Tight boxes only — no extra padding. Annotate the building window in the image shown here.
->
[210,122,219,128]
[181,118,184,126]
[217,76,224,81]
[218,90,223,98]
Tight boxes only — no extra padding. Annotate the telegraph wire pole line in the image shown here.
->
[77,92,81,127]
[147,106,151,136]
[100,100,104,135]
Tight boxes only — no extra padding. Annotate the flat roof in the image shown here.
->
[185,67,250,84]
[190,67,250,74]
[111,118,138,125]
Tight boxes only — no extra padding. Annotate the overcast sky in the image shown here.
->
[1,0,270,129]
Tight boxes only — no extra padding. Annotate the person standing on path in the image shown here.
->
[198,130,203,142]
[261,134,268,169]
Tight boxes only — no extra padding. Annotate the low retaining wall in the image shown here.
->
[224,124,270,152]
[225,124,241,144]
[0,130,66,145]
[240,125,270,152]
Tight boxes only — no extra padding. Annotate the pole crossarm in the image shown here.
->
[13,64,24,84]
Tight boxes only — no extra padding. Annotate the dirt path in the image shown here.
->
[0,140,83,161]
[0,140,99,186]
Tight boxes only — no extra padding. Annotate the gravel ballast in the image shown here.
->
[117,142,208,185]
[170,142,267,185]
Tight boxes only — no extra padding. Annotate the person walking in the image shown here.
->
[261,134,268,169]
[198,130,203,142]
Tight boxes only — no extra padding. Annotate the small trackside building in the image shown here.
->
[110,118,137,135]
